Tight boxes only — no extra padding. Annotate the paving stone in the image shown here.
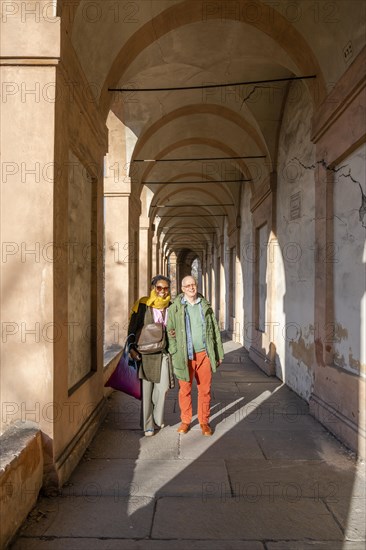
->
[86,425,179,459]
[63,458,230,498]
[225,459,365,500]
[217,361,278,375]
[105,395,176,430]
[19,496,154,538]
[208,401,326,431]
[235,383,310,415]
[216,370,280,382]
[179,426,264,460]
[152,497,344,540]
[326,496,366,541]
[253,429,353,461]
[210,381,243,397]
[267,543,366,550]
[12,539,265,550]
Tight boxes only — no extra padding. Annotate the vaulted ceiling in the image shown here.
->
[69,0,365,257]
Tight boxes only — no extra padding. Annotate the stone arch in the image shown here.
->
[97,0,326,116]
[131,103,270,170]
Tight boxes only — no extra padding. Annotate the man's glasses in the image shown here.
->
[183,284,196,289]
[156,286,169,292]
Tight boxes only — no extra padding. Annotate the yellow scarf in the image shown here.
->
[131,289,170,315]
[146,289,171,310]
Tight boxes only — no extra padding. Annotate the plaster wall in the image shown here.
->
[248,182,276,375]
[0,65,56,437]
[240,185,254,350]
[104,112,132,349]
[333,144,366,376]
[44,26,108,480]
[234,238,244,344]
[221,230,229,331]
[275,82,316,400]
[67,152,94,389]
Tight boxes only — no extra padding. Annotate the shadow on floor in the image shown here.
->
[11,342,365,549]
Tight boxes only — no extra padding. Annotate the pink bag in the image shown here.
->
[105,339,142,400]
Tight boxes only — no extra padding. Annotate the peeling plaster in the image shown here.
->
[289,335,315,370]
[333,322,349,343]
[348,349,363,374]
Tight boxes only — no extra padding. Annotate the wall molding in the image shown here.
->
[312,46,366,145]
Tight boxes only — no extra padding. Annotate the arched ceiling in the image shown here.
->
[69,0,365,261]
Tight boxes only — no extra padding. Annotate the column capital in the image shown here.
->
[0,4,60,62]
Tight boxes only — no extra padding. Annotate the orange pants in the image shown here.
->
[178,350,212,425]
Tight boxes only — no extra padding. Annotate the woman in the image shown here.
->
[128,275,172,436]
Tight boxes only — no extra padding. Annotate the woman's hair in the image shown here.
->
[151,274,171,287]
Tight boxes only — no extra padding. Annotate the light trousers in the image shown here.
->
[178,350,212,425]
[142,354,170,431]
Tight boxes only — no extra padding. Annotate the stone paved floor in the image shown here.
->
[11,342,366,549]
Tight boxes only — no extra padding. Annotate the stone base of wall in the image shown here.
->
[249,345,276,376]
[309,393,365,459]
[51,397,108,489]
[0,423,43,549]
[309,364,365,459]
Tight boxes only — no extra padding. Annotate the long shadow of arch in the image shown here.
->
[12,342,364,548]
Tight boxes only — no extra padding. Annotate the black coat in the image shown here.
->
[127,302,169,383]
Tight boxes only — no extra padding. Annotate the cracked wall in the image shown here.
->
[275,81,316,401]
[333,143,366,376]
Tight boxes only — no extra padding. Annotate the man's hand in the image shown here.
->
[168,329,176,338]
[217,359,223,366]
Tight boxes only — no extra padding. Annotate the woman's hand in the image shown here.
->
[129,348,141,361]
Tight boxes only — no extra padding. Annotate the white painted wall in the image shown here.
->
[333,143,366,375]
[275,82,316,401]
[240,185,253,350]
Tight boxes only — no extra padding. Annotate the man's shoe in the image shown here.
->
[144,429,154,437]
[200,423,213,436]
[177,422,190,434]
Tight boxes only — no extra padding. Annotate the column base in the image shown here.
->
[249,345,276,376]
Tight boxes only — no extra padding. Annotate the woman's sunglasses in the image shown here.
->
[156,285,169,292]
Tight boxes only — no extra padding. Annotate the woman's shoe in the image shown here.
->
[144,429,154,437]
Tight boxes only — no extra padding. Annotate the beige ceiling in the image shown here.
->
[70,0,365,257]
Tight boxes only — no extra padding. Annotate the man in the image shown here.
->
[167,275,224,436]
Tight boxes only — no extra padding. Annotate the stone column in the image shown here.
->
[0,8,61,442]
[169,252,177,298]
[152,234,158,277]
[139,218,151,297]
[219,238,226,330]
[104,112,132,349]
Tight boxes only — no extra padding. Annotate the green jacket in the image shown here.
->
[167,294,224,381]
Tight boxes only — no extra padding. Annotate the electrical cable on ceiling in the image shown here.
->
[109,75,316,92]
[144,179,252,184]
[133,155,264,162]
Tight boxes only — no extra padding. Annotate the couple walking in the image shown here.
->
[128,274,224,437]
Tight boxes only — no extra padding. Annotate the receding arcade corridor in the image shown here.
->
[0,1,365,548]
